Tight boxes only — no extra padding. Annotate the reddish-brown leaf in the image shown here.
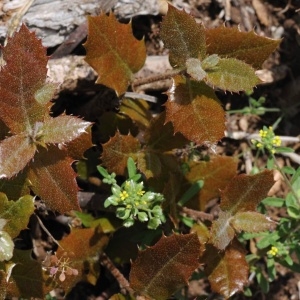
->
[220,170,274,214]
[0,24,49,134]
[206,27,281,69]
[0,135,36,179]
[230,211,276,233]
[56,227,109,292]
[210,211,235,250]
[184,156,238,210]
[136,151,162,179]
[41,116,91,145]
[130,233,200,300]
[144,112,188,151]
[101,132,141,175]
[165,76,225,145]
[204,240,249,299]
[160,4,206,67]
[28,146,80,213]
[84,14,146,96]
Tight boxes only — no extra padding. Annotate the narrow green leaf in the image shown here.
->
[205,58,261,92]
[178,180,204,207]
[262,197,285,207]
[127,157,137,179]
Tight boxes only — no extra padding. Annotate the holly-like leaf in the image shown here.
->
[206,27,281,69]
[0,193,34,238]
[28,146,80,213]
[165,75,225,145]
[230,211,276,233]
[101,132,141,175]
[130,233,200,300]
[204,240,249,299]
[84,14,146,96]
[220,170,274,214]
[205,58,261,92]
[6,249,54,298]
[0,24,49,134]
[0,135,36,179]
[210,211,235,250]
[137,151,162,179]
[120,98,152,130]
[191,222,210,257]
[184,156,238,210]
[41,116,91,145]
[160,4,206,67]
[56,227,109,292]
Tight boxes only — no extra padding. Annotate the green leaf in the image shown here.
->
[41,116,91,145]
[230,212,276,233]
[127,157,137,179]
[186,58,206,81]
[34,83,58,106]
[205,58,261,92]
[165,75,225,145]
[210,211,235,250]
[130,233,200,300]
[84,13,146,96]
[177,180,204,207]
[0,193,34,238]
[205,27,281,69]
[262,197,285,207]
[160,4,206,67]
[220,170,274,214]
[203,241,249,298]
[0,230,14,262]
[0,135,36,179]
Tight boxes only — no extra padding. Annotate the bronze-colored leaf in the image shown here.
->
[137,151,162,179]
[0,24,49,134]
[220,170,274,214]
[191,222,210,257]
[28,146,80,213]
[0,135,36,179]
[84,14,146,96]
[165,76,225,145]
[210,211,235,250]
[101,132,141,175]
[160,4,206,67]
[206,27,281,69]
[130,233,200,300]
[204,240,249,299]
[230,211,276,233]
[56,227,109,292]
[184,156,238,210]
[205,58,261,92]
[0,193,34,238]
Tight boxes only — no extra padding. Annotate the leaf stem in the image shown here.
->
[132,68,186,89]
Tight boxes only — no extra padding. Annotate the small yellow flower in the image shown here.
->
[126,204,132,209]
[268,246,279,256]
[120,191,129,200]
[137,190,145,196]
[257,142,262,148]
[272,136,281,147]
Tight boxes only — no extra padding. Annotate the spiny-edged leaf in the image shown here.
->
[0,120,9,141]
[34,83,58,106]
[28,146,79,213]
[165,75,225,144]
[130,233,200,300]
[206,27,281,69]
[101,132,141,175]
[210,211,235,250]
[204,240,248,299]
[120,98,152,129]
[185,156,238,210]
[230,211,276,233]
[137,151,162,179]
[0,193,34,238]
[0,231,14,261]
[66,127,94,160]
[84,14,146,96]
[191,222,210,257]
[144,111,188,151]
[41,115,91,145]
[0,135,36,179]
[0,171,30,200]
[186,58,206,81]
[56,227,109,292]
[205,58,260,92]
[0,24,49,134]
[160,4,206,67]
[6,249,54,298]
[220,170,274,214]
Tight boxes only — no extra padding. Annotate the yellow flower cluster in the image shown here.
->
[120,191,129,200]
[268,246,279,256]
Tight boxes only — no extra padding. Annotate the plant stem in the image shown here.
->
[271,153,300,205]
[132,68,185,89]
